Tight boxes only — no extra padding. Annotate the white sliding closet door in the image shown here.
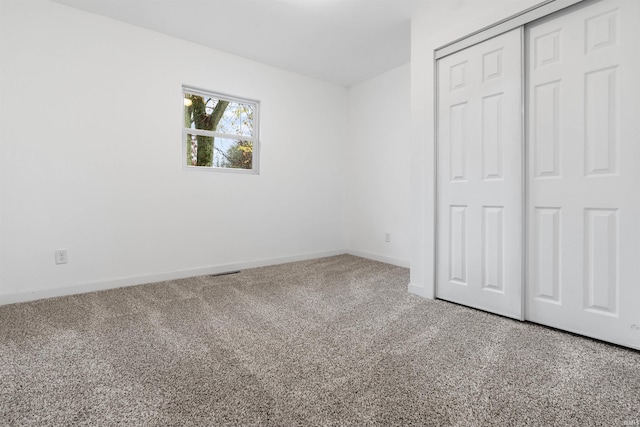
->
[437,28,523,319]
[526,0,640,349]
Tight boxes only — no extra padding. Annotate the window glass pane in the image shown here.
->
[185,133,214,167]
[184,93,254,137]
[213,138,253,169]
[216,102,254,137]
[186,133,253,169]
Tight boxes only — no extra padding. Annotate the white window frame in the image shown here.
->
[182,85,260,174]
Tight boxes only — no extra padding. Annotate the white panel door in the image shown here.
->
[526,0,640,349]
[437,28,523,319]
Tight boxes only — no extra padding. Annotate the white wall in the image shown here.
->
[408,0,551,298]
[0,0,348,303]
[346,64,411,267]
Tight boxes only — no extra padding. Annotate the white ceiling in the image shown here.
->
[51,0,513,87]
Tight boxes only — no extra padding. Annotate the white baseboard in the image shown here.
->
[0,250,345,306]
[408,282,434,299]
[346,250,410,268]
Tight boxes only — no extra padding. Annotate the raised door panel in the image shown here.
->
[532,208,562,304]
[482,206,504,293]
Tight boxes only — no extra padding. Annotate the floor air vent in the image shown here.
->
[209,271,240,277]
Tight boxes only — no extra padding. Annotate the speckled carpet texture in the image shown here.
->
[1,255,639,426]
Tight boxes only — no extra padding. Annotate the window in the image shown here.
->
[182,86,259,173]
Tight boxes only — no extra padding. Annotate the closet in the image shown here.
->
[436,0,640,349]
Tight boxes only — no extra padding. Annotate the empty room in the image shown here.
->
[1,0,639,425]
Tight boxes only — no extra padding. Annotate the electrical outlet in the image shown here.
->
[55,249,68,265]
[385,233,391,243]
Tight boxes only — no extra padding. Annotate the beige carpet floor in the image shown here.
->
[1,255,639,426]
